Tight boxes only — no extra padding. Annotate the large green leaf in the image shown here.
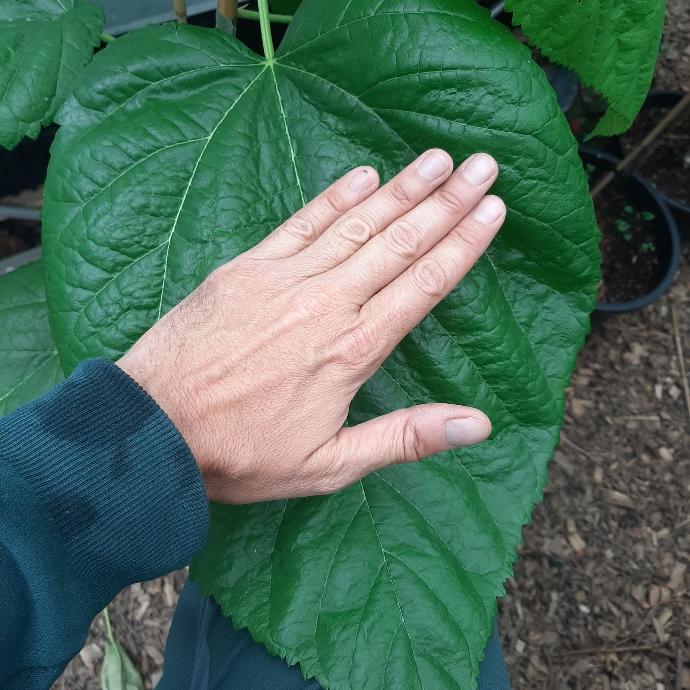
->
[505,0,665,136]
[42,1,600,687]
[0,0,104,150]
[0,261,63,416]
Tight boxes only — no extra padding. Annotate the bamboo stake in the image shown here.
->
[173,0,188,23]
[671,304,690,425]
[590,92,690,198]
[217,0,238,33]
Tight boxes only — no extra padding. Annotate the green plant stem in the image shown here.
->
[102,606,115,645]
[237,8,293,24]
[99,32,115,43]
[257,0,274,60]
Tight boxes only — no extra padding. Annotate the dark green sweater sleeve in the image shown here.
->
[0,359,209,689]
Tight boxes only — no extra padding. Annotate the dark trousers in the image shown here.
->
[158,580,511,689]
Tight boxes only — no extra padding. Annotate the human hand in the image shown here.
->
[117,150,505,503]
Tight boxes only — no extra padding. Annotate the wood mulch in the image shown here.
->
[500,248,690,689]
[654,0,690,94]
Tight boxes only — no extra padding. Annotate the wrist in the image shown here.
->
[116,351,205,474]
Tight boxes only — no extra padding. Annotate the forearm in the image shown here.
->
[0,359,208,688]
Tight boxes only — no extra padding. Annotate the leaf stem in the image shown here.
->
[237,8,293,24]
[102,606,115,646]
[99,32,115,43]
[257,0,274,60]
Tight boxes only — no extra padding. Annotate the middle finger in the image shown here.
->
[295,149,454,273]
[331,152,498,303]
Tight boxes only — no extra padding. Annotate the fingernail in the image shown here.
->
[417,150,451,182]
[461,153,497,185]
[473,196,505,224]
[350,168,375,192]
[445,416,490,447]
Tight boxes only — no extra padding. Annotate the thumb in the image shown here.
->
[314,404,491,491]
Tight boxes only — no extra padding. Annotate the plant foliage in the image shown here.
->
[40,0,600,686]
[0,261,63,417]
[0,0,103,150]
[506,0,666,136]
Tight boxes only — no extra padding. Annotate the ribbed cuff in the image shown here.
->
[2,358,209,614]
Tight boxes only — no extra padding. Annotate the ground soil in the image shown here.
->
[654,2,690,96]
[47,1,690,688]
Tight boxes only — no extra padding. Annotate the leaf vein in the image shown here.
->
[360,482,425,690]
[269,65,306,207]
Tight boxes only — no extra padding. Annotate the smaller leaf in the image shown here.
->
[0,0,104,149]
[100,640,143,690]
[505,0,665,136]
[0,260,63,417]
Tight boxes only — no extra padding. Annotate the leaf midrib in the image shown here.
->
[360,481,426,690]
[154,64,268,319]
[269,63,306,207]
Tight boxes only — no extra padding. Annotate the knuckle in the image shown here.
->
[435,187,466,214]
[307,447,348,495]
[398,414,425,462]
[329,322,378,369]
[283,215,319,243]
[290,287,327,321]
[452,222,485,254]
[387,220,422,259]
[388,180,414,206]
[323,188,349,215]
[335,211,377,246]
[412,257,451,298]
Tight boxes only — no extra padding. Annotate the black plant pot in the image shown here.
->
[580,147,681,315]
[620,91,690,236]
